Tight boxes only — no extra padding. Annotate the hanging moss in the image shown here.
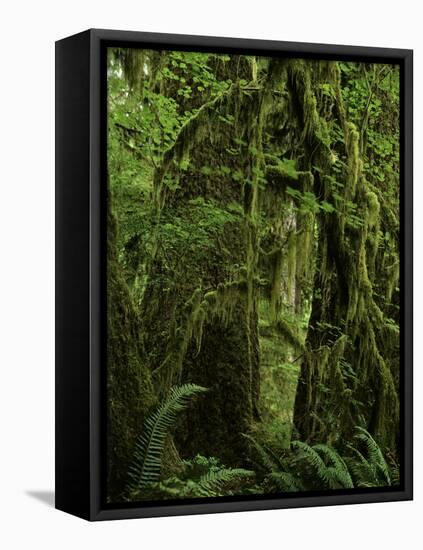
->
[269,247,284,320]
[296,208,316,292]
[290,59,399,452]
[115,48,146,92]
[385,259,400,302]
[273,316,305,352]
[134,54,277,467]
[287,229,297,304]
[156,280,249,390]
[107,49,400,492]
[366,190,380,228]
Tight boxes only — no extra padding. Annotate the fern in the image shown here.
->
[269,472,304,492]
[313,444,354,488]
[242,433,280,473]
[292,440,333,487]
[127,384,207,492]
[353,427,391,485]
[346,427,392,487]
[346,444,376,486]
[198,468,254,496]
[246,425,394,493]
[136,458,255,500]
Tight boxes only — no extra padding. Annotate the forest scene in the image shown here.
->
[106,46,401,504]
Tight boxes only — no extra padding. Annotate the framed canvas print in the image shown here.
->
[55,29,413,521]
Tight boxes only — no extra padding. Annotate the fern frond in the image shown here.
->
[292,440,332,487]
[390,465,400,486]
[269,472,304,492]
[313,444,354,488]
[353,427,391,485]
[198,468,254,496]
[346,445,376,487]
[242,433,279,473]
[127,384,207,491]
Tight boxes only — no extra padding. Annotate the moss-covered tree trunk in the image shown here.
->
[289,61,399,451]
[136,57,280,466]
[106,197,156,499]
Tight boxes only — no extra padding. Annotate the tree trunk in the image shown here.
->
[289,61,399,450]
[138,57,269,465]
[106,197,156,499]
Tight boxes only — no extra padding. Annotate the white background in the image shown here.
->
[0,1,420,548]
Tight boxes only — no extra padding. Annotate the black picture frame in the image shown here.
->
[55,28,413,521]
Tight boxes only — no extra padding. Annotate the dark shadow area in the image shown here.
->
[26,490,55,508]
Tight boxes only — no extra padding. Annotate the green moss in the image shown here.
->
[268,248,283,320]
[385,259,399,302]
[291,60,399,452]
[107,50,400,493]
[107,198,156,500]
